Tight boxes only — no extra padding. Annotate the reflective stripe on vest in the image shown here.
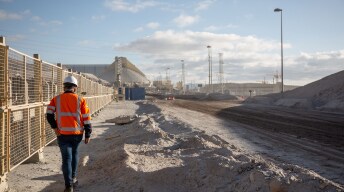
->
[59,127,84,131]
[84,120,91,124]
[82,114,90,118]
[56,94,84,132]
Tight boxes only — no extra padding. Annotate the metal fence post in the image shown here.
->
[56,63,63,94]
[0,37,7,177]
[33,54,42,149]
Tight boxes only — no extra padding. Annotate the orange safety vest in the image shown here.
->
[46,93,91,135]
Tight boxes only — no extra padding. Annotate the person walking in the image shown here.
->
[46,76,92,192]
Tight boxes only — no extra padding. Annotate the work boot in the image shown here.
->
[73,177,78,187]
[64,186,73,192]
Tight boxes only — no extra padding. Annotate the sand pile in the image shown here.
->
[247,70,344,112]
[75,103,343,192]
[6,101,344,191]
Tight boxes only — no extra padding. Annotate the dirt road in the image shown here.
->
[172,100,344,147]
[6,101,344,191]
[159,99,344,184]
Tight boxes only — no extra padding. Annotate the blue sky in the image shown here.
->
[1,0,343,85]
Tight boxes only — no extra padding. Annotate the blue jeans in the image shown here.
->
[57,135,83,187]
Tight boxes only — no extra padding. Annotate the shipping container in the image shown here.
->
[125,87,145,100]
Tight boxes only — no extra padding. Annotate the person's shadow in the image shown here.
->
[32,174,65,192]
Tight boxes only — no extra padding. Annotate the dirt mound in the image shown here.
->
[247,70,344,112]
[77,109,343,191]
[6,101,344,192]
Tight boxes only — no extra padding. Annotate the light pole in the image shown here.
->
[181,60,185,94]
[207,45,212,93]
[274,8,284,93]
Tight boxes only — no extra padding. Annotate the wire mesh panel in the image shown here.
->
[0,46,6,107]
[1,46,114,176]
[8,50,25,106]
[92,83,96,96]
[26,57,41,103]
[62,71,69,84]
[56,67,63,94]
[29,107,41,154]
[42,62,54,102]
[43,106,55,144]
[75,74,82,95]
[9,108,29,169]
[0,112,7,174]
[87,80,92,96]
[80,76,86,94]
[3,112,9,174]
[97,84,101,96]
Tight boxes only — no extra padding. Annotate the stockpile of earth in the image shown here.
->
[6,101,344,191]
[247,70,344,112]
[76,102,343,192]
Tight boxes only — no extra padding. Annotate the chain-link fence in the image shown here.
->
[0,39,114,175]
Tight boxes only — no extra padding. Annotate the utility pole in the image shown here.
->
[166,67,170,93]
[207,45,213,93]
[219,53,224,94]
[181,60,185,94]
[274,8,284,93]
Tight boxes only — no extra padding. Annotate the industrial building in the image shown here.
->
[66,57,150,87]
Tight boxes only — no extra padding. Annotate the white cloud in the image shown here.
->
[134,27,144,32]
[146,22,160,29]
[104,0,157,13]
[91,15,106,21]
[284,50,344,85]
[173,14,199,27]
[114,30,284,83]
[114,30,342,85]
[195,0,216,11]
[0,10,22,20]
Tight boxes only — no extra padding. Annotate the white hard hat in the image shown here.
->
[63,76,78,87]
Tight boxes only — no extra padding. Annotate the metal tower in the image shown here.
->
[207,45,213,92]
[219,53,224,93]
[181,60,185,93]
[115,56,122,87]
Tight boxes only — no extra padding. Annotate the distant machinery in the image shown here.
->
[266,70,281,84]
